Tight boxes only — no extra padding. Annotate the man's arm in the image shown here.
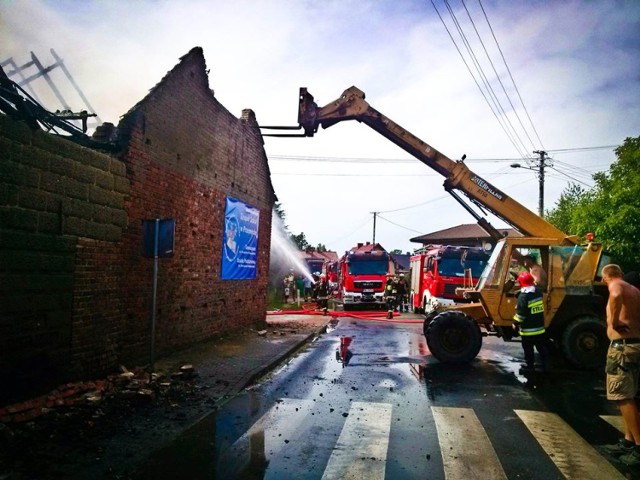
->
[608,283,625,331]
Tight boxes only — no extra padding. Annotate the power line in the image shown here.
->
[461,0,538,152]
[477,0,546,149]
[376,214,425,234]
[268,146,617,164]
[325,215,372,246]
[547,145,619,153]
[270,171,518,177]
[379,194,449,213]
[552,159,599,179]
[431,0,528,158]
[269,154,518,163]
[441,0,532,157]
[548,166,594,188]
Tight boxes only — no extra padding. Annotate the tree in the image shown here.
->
[316,243,327,252]
[546,136,640,271]
[544,184,586,234]
[273,202,287,225]
[290,232,309,250]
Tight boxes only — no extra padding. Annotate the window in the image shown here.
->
[477,241,507,289]
[348,259,388,275]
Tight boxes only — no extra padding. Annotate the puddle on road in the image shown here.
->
[325,318,340,333]
[134,391,319,479]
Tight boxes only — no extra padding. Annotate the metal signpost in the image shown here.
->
[143,218,175,371]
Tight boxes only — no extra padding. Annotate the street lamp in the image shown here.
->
[510,150,551,217]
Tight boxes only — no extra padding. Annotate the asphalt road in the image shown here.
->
[134,317,635,480]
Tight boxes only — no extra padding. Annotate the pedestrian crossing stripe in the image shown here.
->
[321,401,392,480]
[219,399,627,479]
[432,406,507,480]
[515,410,624,480]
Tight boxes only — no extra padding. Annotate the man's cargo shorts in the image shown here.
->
[606,339,640,401]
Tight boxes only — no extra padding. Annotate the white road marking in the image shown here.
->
[321,401,393,480]
[516,409,624,480]
[217,398,312,474]
[432,406,507,480]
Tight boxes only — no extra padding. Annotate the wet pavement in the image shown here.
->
[0,311,333,479]
[132,316,630,480]
[2,310,634,479]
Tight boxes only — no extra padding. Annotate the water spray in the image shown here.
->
[270,210,315,282]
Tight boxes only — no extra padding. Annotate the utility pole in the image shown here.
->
[533,150,548,217]
[510,150,552,217]
[371,211,378,244]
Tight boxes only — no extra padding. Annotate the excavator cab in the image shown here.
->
[440,237,610,368]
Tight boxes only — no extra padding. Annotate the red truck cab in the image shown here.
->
[410,245,489,313]
[338,242,391,310]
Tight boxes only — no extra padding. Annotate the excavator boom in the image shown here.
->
[297,86,576,243]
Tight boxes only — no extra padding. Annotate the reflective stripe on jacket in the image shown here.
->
[513,286,545,336]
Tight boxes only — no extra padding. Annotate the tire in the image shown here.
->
[560,315,607,370]
[425,310,482,363]
[423,310,439,335]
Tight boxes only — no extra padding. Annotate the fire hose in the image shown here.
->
[266,303,424,324]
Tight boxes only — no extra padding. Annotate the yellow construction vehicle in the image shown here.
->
[276,86,611,369]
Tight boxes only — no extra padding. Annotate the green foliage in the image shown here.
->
[546,136,640,271]
[544,184,586,234]
[290,232,309,250]
[274,202,287,224]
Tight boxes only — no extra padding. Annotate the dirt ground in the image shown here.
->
[0,360,219,479]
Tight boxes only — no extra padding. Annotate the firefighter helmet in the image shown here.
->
[517,271,535,287]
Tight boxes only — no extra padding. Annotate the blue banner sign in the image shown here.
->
[221,196,260,280]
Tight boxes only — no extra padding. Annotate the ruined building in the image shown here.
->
[0,47,276,402]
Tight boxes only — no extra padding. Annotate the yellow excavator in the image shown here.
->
[265,86,610,369]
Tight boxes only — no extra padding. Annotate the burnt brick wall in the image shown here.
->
[117,48,275,359]
[0,115,129,401]
[0,47,275,403]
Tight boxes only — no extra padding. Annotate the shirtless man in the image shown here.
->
[521,255,547,290]
[602,264,640,465]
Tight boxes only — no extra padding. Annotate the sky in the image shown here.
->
[1,0,639,256]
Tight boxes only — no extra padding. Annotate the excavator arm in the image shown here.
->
[297,86,576,244]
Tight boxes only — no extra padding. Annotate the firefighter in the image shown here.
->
[396,273,408,312]
[513,271,551,372]
[384,274,397,319]
[315,274,330,315]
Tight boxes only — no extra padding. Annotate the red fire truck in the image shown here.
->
[338,242,392,310]
[410,245,490,313]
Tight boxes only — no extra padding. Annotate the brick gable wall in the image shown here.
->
[0,47,275,404]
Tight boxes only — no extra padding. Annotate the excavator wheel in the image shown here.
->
[425,310,482,364]
[422,310,439,334]
[560,315,607,370]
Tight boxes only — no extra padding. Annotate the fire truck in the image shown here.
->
[277,85,612,369]
[410,245,490,313]
[338,242,392,310]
